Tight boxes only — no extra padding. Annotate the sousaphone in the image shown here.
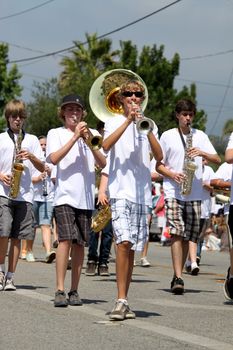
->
[89,69,148,122]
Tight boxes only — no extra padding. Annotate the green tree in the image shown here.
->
[58,36,206,132]
[0,43,22,131]
[26,78,61,136]
[58,33,120,126]
[222,119,233,138]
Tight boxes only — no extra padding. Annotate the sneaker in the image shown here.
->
[171,276,184,295]
[67,257,72,270]
[68,290,83,306]
[109,300,128,321]
[125,304,136,319]
[53,240,59,249]
[54,290,68,307]
[98,264,110,276]
[0,272,5,291]
[26,252,35,262]
[185,264,191,273]
[45,251,56,264]
[223,267,233,300]
[191,262,200,276]
[4,278,16,291]
[85,261,96,276]
[140,257,151,267]
[196,256,201,266]
[20,251,27,260]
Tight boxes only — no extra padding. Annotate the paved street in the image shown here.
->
[1,233,233,350]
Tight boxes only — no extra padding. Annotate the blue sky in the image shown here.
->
[1,0,233,136]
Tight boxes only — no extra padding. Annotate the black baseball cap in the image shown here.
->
[61,94,85,109]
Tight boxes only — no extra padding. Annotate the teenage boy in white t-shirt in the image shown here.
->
[0,100,44,291]
[102,79,162,321]
[156,99,221,294]
[224,140,233,300]
[46,94,106,307]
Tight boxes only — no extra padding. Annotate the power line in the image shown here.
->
[0,0,56,21]
[8,0,182,64]
[209,64,233,134]
[180,49,233,61]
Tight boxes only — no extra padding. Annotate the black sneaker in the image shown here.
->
[68,290,83,306]
[223,267,233,300]
[54,290,68,307]
[98,264,110,276]
[171,276,184,295]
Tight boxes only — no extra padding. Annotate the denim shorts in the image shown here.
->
[110,198,149,251]
[0,196,34,240]
[33,201,53,226]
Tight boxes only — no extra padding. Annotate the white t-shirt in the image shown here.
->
[201,165,215,218]
[224,133,233,205]
[0,131,44,203]
[212,162,232,214]
[104,115,158,206]
[46,126,101,210]
[159,128,217,201]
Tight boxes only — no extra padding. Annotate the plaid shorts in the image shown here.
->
[54,205,92,245]
[110,198,149,251]
[165,198,201,242]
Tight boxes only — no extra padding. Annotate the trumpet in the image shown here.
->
[83,129,103,151]
[132,104,155,135]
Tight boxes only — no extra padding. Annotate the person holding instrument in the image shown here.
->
[0,100,44,291]
[156,99,221,295]
[46,94,106,307]
[32,135,56,263]
[101,70,162,321]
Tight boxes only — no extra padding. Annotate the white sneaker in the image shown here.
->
[0,272,5,291]
[4,278,16,291]
[191,262,200,275]
[45,251,56,263]
[140,257,151,267]
[26,252,35,262]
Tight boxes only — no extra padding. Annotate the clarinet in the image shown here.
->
[42,153,48,197]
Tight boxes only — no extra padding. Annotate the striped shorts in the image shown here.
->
[110,198,149,251]
[165,198,201,242]
[54,205,92,245]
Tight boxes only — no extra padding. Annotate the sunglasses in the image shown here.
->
[121,91,144,98]
[10,114,26,120]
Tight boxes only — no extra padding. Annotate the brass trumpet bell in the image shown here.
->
[89,69,148,122]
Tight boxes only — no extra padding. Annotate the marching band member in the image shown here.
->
[102,76,162,321]
[0,100,44,291]
[156,99,220,295]
[46,94,106,307]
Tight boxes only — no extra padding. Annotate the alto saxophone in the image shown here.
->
[9,128,25,199]
[91,204,111,233]
[180,126,197,196]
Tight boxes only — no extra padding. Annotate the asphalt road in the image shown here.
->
[1,233,233,350]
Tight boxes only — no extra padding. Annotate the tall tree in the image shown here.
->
[0,43,22,131]
[26,78,61,136]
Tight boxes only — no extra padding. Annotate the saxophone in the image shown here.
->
[9,128,25,199]
[91,204,111,233]
[180,126,197,196]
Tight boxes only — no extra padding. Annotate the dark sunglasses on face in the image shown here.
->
[10,114,26,120]
[121,91,144,98]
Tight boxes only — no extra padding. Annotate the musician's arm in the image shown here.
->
[49,134,78,165]
[210,178,231,189]
[102,119,132,152]
[225,148,233,164]
[147,132,163,162]
[91,149,106,169]
[156,161,184,184]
